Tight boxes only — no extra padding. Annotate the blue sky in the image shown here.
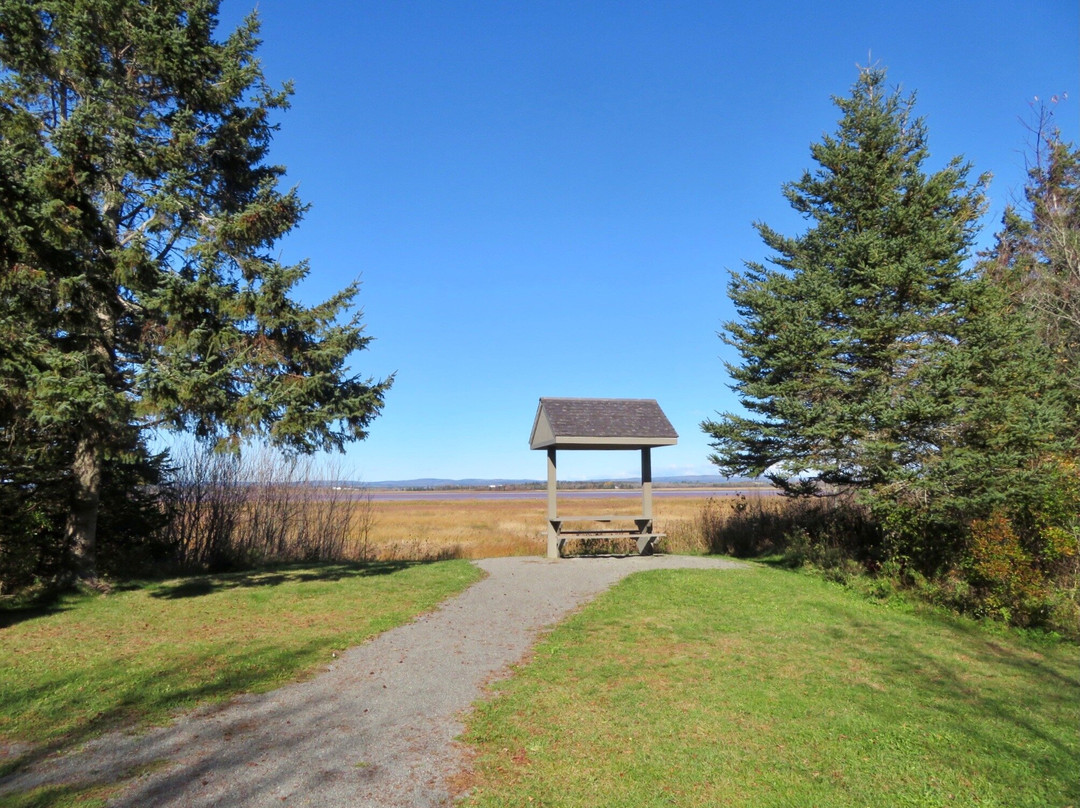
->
[215,0,1078,482]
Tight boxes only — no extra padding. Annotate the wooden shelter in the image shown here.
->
[529,397,678,558]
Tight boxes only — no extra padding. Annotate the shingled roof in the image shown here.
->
[529,397,678,450]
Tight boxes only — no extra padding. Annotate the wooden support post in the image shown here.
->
[641,447,653,522]
[547,447,559,558]
[641,448,655,555]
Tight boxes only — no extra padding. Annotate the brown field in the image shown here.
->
[164,448,776,564]
[357,494,761,560]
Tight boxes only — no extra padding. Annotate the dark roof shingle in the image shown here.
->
[529,397,678,450]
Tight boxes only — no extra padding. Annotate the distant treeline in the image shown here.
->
[382,479,776,492]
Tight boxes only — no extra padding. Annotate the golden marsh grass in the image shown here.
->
[357,492,772,560]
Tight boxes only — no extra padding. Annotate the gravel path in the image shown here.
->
[0,555,744,807]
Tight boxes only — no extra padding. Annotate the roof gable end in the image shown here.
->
[529,397,678,450]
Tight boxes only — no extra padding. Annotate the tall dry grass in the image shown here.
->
[161,443,775,566]
[360,493,768,560]
[695,491,879,563]
[161,446,373,570]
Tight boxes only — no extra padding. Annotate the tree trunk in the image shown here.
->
[66,433,104,587]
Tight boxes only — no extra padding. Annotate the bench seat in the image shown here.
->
[548,515,663,556]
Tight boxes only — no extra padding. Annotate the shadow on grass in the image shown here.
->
[0,635,335,790]
[0,565,381,627]
[0,562,426,622]
[0,596,80,631]
[0,783,104,808]
[0,557,477,792]
[4,647,388,806]
[809,591,1080,800]
[147,561,416,600]
[0,556,489,806]
[0,778,123,808]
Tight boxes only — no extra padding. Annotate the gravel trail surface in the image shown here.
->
[0,555,744,807]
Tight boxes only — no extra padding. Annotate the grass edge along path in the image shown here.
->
[0,560,483,763]
[460,565,1080,808]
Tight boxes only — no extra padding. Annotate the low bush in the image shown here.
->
[698,492,880,564]
[158,445,374,573]
[697,492,1080,639]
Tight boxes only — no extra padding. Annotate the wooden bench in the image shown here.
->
[548,515,664,556]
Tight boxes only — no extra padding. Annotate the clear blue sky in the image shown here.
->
[215,0,1078,482]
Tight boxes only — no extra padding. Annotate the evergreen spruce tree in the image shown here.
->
[875,269,1071,570]
[0,1,392,586]
[987,109,1080,395]
[702,67,987,552]
[956,114,1080,613]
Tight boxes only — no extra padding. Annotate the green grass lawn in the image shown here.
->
[0,560,482,758]
[461,565,1080,808]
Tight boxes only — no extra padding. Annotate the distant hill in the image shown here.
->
[360,475,761,490]
[363,478,538,489]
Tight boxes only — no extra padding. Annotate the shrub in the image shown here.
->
[158,444,371,573]
[965,511,1049,624]
[693,488,1079,637]
[698,493,880,565]
[697,494,783,557]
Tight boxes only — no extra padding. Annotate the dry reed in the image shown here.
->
[356,492,777,560]
[163,442,777,565]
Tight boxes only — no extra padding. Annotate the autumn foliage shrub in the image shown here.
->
[955,458,1080,630]
[965,512,1050,624]
[697,470,1080,636]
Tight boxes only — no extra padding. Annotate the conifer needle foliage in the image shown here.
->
[703,67,987,498]
[0,1,392,584]
[702,67,1079,604]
